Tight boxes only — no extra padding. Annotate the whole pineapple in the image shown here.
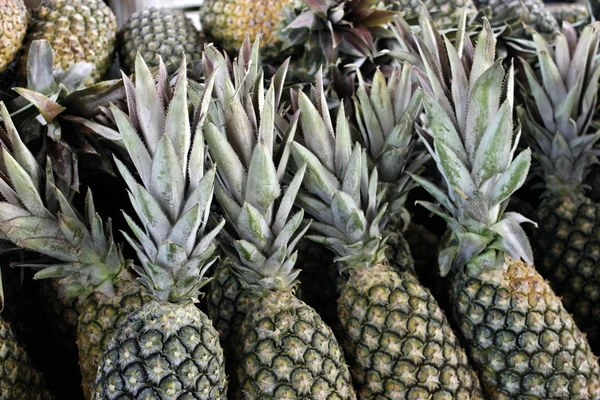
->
[290,78,484,397]
[19,0,117,83]
[413,19,600,398]
[118,7,203,75]
[93,54,227,399]
[0,100,147,399]
[518,22,600,354]
[0,0,27,75]
[206,72,355,398]
[472,0,558,36]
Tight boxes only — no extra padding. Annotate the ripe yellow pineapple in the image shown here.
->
[0,0,27,75]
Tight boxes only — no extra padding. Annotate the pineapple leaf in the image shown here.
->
[245,142,281,216]
[123,212,157,261]
[334,102,352,179]
[491,149,531,204]
[435,142,476,198]
[273,165,306,235]
[150,135,185,223]
[489,217,534,265]
[134,53,165,155]
[237,202,273,250]
[298,91,335,172]
[223,78,255,167]
[291,142,340,202]
[163,61,191,175]
[342,146,363,208]
[422,92,468,164]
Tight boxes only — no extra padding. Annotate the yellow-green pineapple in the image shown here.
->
[118,7,203,75]
[0,0,27,76]
[19,0,117,83]
[92,54,227,399]
[413,18,600,398]
[290,75,484,397]
[518,22,600,354]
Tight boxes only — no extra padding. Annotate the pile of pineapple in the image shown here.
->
[1,0,600,399]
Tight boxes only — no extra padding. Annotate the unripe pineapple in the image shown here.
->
[290,69,484,397]
[19,0,117,83]
[118,7,203,75]
[519,22,600,354]
[414,18,600,398]
[0,0,27,75]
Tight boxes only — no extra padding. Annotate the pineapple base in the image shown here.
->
[534,195,600,355]
[338,262,483,399]
[452,254,600,398]
[93,300,227,399]
[235,290,356,399]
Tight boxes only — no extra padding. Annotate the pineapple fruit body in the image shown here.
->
[452,253,600,398]
[533,194,600,354]
[19,0,117,83]
[0,0,27,74]
[118,7,203,75]
[236,290,356,399]
[77,279,149,399]
[93,300,227,399]
[0,316,52,400]
[338,262,484,399]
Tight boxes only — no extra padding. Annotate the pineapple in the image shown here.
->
[118,7,203,75]
[383,0,476,28]
[92,54,227,399]
[201,0,397,72]
[518,23,600,354]
[472,0,558,36]
[547,2,590,26]
[0,0,27,76]
[413,18,600,398]
[206,71,355,399]
[290,73,484,397]
[19,0,117,84]
[0,100,147,399]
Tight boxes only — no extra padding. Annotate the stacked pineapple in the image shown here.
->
[2,1,600,399]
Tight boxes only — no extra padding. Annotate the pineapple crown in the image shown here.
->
[411,20,535,276]
[353,64,428,218]
[7,40,125,191]
[110,54,224,304]
[0,102,131,300]
[205,40,309,291]
[518,22,600,197]
[291,69,388,271]
[280,0,398,70]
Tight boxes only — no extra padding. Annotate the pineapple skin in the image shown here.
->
[338,263,484,398]
[235,290,356,399]
[77,279,149,399]
[0,316,52,400]
[118,7,203,75]
[452,256,600,398]
[533,195,600,354]
[200,0,293,60]
[93,300,227,399]
[472,0,557,34]
[19,0,117,83]
[0,0,27,73]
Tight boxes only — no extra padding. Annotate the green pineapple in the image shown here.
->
[206,78,355,400]
[472,0,558,36]
[290,73,484,397]
[383,0,476,29]
[518,22,600,354]
[118,7,204,75]
[0,99,147,399]
[92,54,227,399]
[19,0,117,84]
[413,18,600,398]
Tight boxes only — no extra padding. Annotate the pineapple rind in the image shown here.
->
[534,195,600,354]
[77,278,148,399]
[339,263,483,399]
[452,254,600,398]
[0,316,52,400]
[118,7,203,75]
[93,301,227,399]
[20,0,117,83]
[0,0,27,73]
[236,290,356,399]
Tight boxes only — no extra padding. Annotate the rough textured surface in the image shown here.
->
[534,195,600,355]
[93,301,227,399]
[452,256,600,399]
[201,0,293,60]
[19,0,116,82]
[235,290,356,399]
[77,279,148,399]
[339,263,483,399]
[472,0,558,35]
[0,316,52,400]
[38,278,79,352]
[0,0,27,73]
[118,7,203,75]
